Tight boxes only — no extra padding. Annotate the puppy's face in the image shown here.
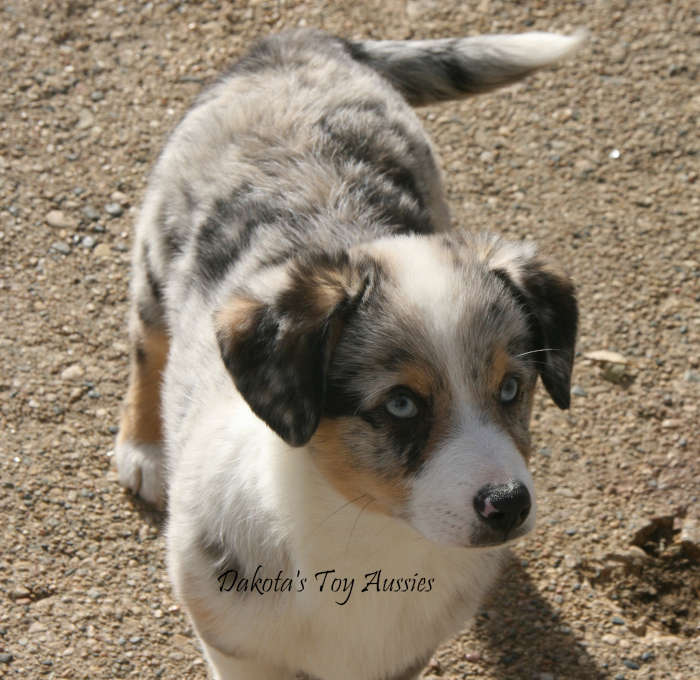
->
[216,233,577,548]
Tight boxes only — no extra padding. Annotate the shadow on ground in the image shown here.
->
[456,558,608,680]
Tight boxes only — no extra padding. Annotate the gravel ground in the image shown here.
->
[1,1,699,679]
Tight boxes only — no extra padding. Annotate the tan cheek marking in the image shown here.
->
[117,328,169,448]
[311,419,409,516]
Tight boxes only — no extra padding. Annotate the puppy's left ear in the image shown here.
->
[477,236,578,409]
[214,252,374,447]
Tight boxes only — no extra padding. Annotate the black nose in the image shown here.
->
[474,481,532,535]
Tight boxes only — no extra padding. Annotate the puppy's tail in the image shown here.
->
[344,31,586,106]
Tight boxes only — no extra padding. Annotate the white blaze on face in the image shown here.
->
[368,237,460,315]
[407,410,536,548]
[361,235,537,548]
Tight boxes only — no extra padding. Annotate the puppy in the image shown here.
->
[115,29,580,680]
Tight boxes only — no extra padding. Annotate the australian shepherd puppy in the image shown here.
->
[115,29,581,680]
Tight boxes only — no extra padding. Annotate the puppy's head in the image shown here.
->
[215,233,577,548]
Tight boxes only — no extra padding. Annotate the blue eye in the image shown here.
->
[500,378,519,403]
[385,394,418,419]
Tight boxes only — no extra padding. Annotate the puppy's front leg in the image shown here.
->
[115,319,169,508]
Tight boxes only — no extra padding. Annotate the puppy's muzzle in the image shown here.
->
[474,481,532,540]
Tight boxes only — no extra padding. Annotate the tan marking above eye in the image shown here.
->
[396,362,439,401]
[490,345,513,395]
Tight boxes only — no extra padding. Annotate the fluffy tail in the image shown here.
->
[345,31,586,106]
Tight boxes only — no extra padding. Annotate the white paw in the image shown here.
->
[114,440,166,508]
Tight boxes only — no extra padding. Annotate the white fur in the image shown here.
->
[408,416,536,546]
[167,377,503,680]
[114,441,165,508]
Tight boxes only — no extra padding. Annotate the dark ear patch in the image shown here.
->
[492,263,578,410]
[215,253,374,446]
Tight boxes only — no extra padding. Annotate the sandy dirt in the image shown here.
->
[1,0,699,679]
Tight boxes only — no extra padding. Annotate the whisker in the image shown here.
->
[345,498,374,560]
[515,348,565,359]
[306,494,368,540]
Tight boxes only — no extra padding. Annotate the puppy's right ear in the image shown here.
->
[214,253,375,447]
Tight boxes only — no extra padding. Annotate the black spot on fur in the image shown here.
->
[198,533,244,575]
[438,46,480,94]
[144,258,163,304]
[318,111,424,208]
[193,184,302,287]
[218,253,376,446]
[316,107,436,235]
[381,392,433,474]
[340,37,370,64]
[137,298,162,330]
[221,30,349,80]
[135,343,147,365]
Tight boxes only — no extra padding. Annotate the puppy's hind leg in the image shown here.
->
[115,244,169,508]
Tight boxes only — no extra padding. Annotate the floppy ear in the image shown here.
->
[475,235,578,409]
[214,252,374,446]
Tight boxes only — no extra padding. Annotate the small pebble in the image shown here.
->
[51,241,71,255]
[612,616,625,625]
[91,90,105,101]
[61,364,85,381]
[83,205,100,221]
[46,210,73,229]
[571,385,587,397]
[105,202,124,217]
[566,527,578,536]
[464,652,481,662]
[93,242,111,257]
[640,652,653,662]
[87,389,101,399]
[0,653,13,664]
[75,109,94,129]
[602,362,626,382]
[623,660,640,670]
[111,190,128,204]
[82,235,97,248]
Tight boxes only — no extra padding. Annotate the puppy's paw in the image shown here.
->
[114,440,166,508]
